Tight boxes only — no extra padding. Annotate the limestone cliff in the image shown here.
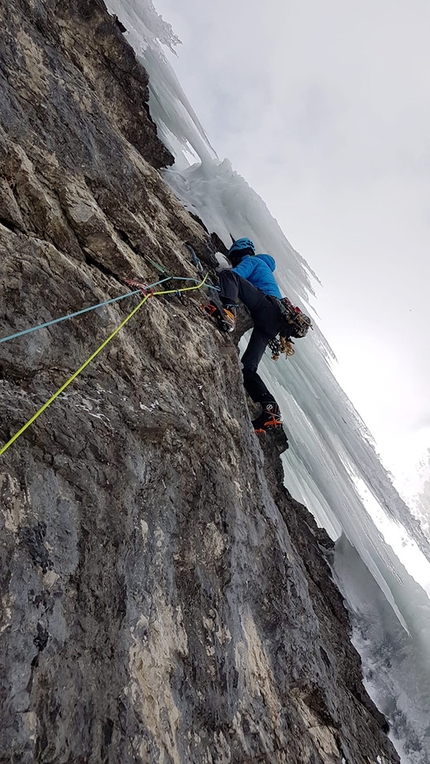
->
[0,1,399,762]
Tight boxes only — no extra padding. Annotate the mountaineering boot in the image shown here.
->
[220,306,236,332]
[252,401,283,433]
[203,302,237,333]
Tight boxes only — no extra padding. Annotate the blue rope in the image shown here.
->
[0,275,219,345]
[0,277,171,345]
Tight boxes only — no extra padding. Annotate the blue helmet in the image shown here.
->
[228,238,256,256]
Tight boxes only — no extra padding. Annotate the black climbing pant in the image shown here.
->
[218,270,284,403]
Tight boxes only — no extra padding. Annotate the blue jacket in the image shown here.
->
[232,254,282,299]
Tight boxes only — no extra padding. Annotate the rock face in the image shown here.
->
[0,1,399,762]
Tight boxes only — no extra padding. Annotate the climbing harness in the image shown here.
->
[0,274,208,456]
[268,297,312,362]
[278,297,313,339]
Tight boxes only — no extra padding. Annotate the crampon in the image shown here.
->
[252,402,283,434]
[202,302,236,333]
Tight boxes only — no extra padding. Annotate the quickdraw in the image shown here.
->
[124,278,156,297]
[268,335,295,361]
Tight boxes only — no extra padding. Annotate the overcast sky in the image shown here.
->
[153,0,430,495]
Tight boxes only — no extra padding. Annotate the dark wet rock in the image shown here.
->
[0,1,399,762]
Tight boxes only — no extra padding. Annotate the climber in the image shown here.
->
[208,238,285,434]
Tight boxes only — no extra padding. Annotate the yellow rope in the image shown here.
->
[0,274,208,456]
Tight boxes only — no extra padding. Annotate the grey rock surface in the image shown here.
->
[0,1,399,762]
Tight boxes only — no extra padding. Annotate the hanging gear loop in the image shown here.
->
[268,336,295,361]
[0,274,208,457]
[268,297,313,361]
